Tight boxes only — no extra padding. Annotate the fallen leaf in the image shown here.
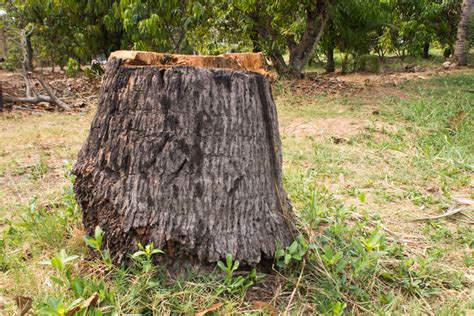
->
[251,300,277,316]
[195,302,224,316]
[22,243,32,260]
[15,296,32,316]
[66,293,99,316]
[449,111,467,131]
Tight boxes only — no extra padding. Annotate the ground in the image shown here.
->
[0,61,472,314]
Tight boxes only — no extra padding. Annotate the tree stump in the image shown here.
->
[73,52,296,267]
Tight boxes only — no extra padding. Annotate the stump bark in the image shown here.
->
[73,53,295,267]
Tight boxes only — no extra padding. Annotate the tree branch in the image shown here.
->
[38,77,71,111]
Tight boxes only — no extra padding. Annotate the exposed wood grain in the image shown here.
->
[109,50,268,75]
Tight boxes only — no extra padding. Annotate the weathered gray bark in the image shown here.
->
[73,59,295,267]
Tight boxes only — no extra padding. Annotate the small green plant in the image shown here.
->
[40,249,79,287]
[84,226,111,265]
[217,253,240,284]
[360,230,385,252]
[38,296,82,316]
[321,245,344,268]
[216,254,256,294]
[30,157,49,180]
[131,242,164,272]
[65,58,81,77]
[275,234,309,268]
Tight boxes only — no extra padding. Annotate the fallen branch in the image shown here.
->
[38,77,71,111]
[21,73,33,98]
[5,95,52,104]
[6,76,71,111]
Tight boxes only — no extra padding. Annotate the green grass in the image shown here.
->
[0,71,473,314]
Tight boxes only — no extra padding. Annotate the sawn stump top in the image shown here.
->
[109,50,268,75]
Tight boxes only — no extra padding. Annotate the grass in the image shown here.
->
[305,48,474,74]
[0,69,473,314]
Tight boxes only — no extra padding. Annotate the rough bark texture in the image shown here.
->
[287,0,331,76]
[454,0,473,65]
[73,58,295,267]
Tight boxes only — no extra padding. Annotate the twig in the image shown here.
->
[283,259,305,315]
[452,196,474,206]
[412,207,467,222]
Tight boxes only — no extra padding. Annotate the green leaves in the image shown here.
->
[321,245,343,267]
[216,254,256,295]
[84,226,104,251]
[361,230,385,252]
[131,242,164,260]
[84,226,111,266]
[217,254,240,282]
[41,249,78,274]
[131,242,164,273]
[275,234,309,268]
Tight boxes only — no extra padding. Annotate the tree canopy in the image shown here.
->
[1,0,469,76]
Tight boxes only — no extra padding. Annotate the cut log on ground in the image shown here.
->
[73,52,295,268]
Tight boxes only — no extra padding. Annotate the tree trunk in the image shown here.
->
[325,45,335,73]
[73,54,296,268]
[26,33,34,71]
[422,41,430,59]
[0,28,7,58]
[454,0,473,65]
[287,1,331,77]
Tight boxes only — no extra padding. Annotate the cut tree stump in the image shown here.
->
[73,52,295,267]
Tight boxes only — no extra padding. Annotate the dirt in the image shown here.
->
[334,66,472,86]
[282,117,401,144]
[0,70,101,111]
[276,66,473,99]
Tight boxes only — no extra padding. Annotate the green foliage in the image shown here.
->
[131,242,163,272]
[84,226,111,266]
[387,0,462,58]
[40,249,79,287]
[275,234,308,268]
[84,226,104,252]
[38,296,83,316]
[282,173,465,313]
[114,0,207,53]
[64,58,81,77]
[216,254,257,294]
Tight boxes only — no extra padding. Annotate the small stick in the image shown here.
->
[283,259,305,315]
[0,81,3,112]
[412,207,467,222]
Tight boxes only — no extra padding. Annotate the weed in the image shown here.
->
[131,242,163,272]
[84,226,111,266]
[216,254,257,295]
[275,234,308,268]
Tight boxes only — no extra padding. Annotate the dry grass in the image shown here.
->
[0,110,95,218]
